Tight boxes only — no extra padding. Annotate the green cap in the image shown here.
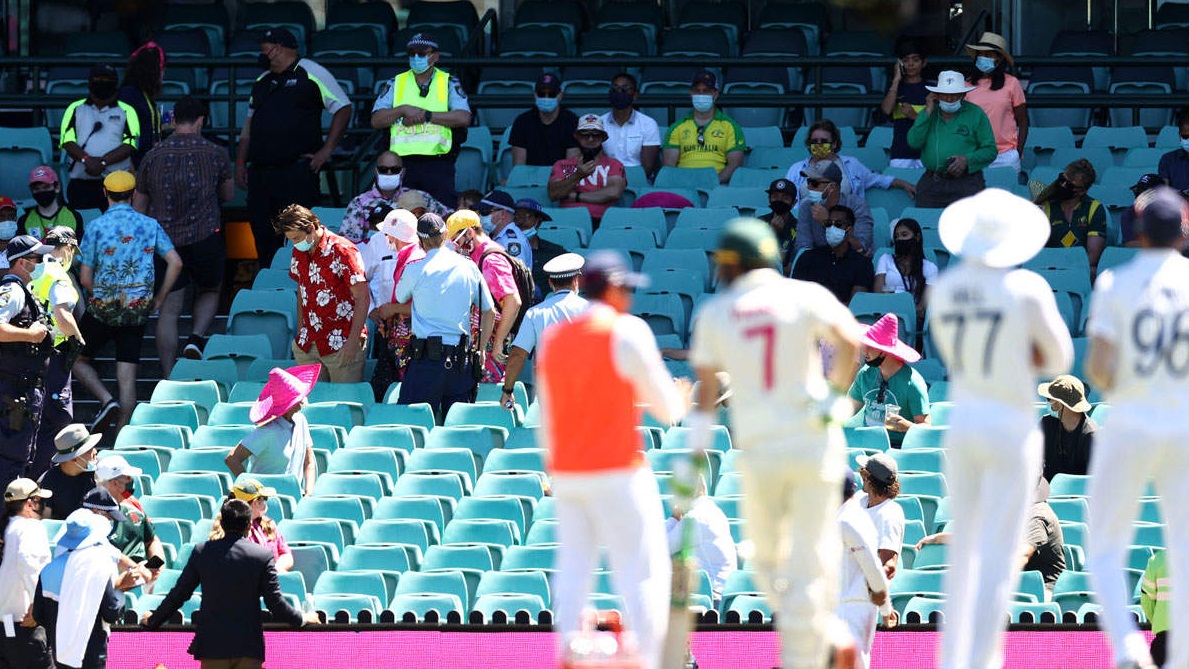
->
[714,217,781,270]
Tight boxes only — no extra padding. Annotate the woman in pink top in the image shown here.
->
[964,32,1029,173]
[210,478,293,572]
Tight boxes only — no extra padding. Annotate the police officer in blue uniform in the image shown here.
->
[394,213,496,418]
[0,236,54,492]
[482,190,533,272]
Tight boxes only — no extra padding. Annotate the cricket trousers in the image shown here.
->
[941,400,1041,669]
[1088,414,1189,669]
[837,601,878,669]
[552,466,671,669]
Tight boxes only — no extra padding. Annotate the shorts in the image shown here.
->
[80,312,148,364]
[156,231,226,293]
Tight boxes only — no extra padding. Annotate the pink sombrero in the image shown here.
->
[860,314,921,364]
[250,363,321,425]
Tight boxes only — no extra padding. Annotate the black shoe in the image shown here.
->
[90,399,120,434]
[182,335,206,360]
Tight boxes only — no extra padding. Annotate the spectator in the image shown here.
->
[793,161,875,255]
[1033,158,1107,276]
[792,204,875,305]
[367,210,426,399]
[837,471,895,667]
[1038,374,1096,482]
[133,96,232,371]
[758,178,798,274]
[874,218,938,322]
[666,471,737,602]
[142,499,317,663]
[224,364,319,497]
[854,453,907,580]
[73,171,182,431]
[276,205,369,383]
[1022,478,1066,601]
[236,28,351,266]
[1141,550,1170,667]
[600,72,661,176]
[1121,174,1162,247]
[339,150,450,244]
[500,253,589,411]
[369,33,473,208]
[880,40,930,169]
[0,235,53,491]
[481,190,532,270]
[0,478,54,669]
[847,314,930,448]
[117,41,165,167]
[547,115,627,225]
[36,425,99,521]
[93,457,164,577]
[209,480,294,573]
[1159,108,1189,192]
[59,64,140,211]
[446,210,523,383]
[964,32,1028,173]
[662,70,745,184]
[456,189,482,212]
[80,487,152,583]
[358,205,409,320]
[19,166,83,241]
[34,509,137,669]
[28,227,84,482]
[907,70,997,208]
[509,73,580,169]
[0,197,19,268]
[397,189,429,218]
[395,213,496,418]
[513,198,569,295]
[784,119,916,201]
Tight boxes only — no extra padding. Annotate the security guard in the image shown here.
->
[370,33,473,209]
[482,190,533,271]
[394,213,496,418]
[500,253,589,410]
[0,235,53,493]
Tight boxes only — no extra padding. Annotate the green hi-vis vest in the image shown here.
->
[389,69,452,156]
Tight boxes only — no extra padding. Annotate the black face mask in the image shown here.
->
[865,354,886,368]
[1051,183,1076,201]
[257,53,272,69]
[580,145,601,162]
[89,79,117,101]
[768,200,792,215]
[32,191,57,208]
[609,89,633,110]
[894,238,915,256]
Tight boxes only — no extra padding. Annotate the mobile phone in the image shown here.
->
[144,555,165,570]
[897,59,906,76]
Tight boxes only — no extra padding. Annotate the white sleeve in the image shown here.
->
[0,285,25,324]
[1085,269,1117,342]
[300,58,351,115]
[842,519,889,594]
[510,312,537,353]
[687,300,719,371]
[665,516,683,554]
[612,314,686,425]
[1025,273,1074,377]
[923,260,939,285]
[642,115,661,146]
[874,253,893,277]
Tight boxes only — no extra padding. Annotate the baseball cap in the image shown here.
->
[841,468,857,499]
[417,212,447,238]
[82,487,128,523]
[1134,186,1189,244]
[714,217,782,270]
[446,209,482,239]
[766,178,797,196]
[96,454,143,482]
[396,189,428,212]
[103,170,136,194]
[406,32,439,52]
[88,64,117,81]
[4,477,52,503]
[581,250,648,295]
[536,73,562,94]
[29,165,58,186]
[479,190,516,215]
[232,477,277,501]
[7,235,53,262]
[513,198,552,222]
[44,226,78,247]
[691,69,717,89]
[366,201,395,228]
[0,196,15,212]
[1131,173,1163,197]
[576,114,607,136]
[260,27,299,49]
[801,161,844,185]
[856,453,898,485]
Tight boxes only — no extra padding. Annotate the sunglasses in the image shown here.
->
[577,132,603,139]
[697,131,705,146]
[825,219,853,228]
[536,90,560,98]
[1057,174,1085,190]
[376,165,402,174]
[808,138,833,145]
[808,179,832,188]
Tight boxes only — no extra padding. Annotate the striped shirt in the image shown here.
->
[137,132,231,245]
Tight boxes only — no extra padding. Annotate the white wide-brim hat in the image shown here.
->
[939,188,1050,268]
[926,70,976,95]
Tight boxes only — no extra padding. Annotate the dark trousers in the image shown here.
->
[247,160,320,266]
[29,352,72,482]
[914,170,987,208]
[1152,630,1168,667]
[0,625,55,669]
[402,155,458,209]
[66,179,106,212]
[397,355,476,420]
[0,375,46,494]
[200,659,264,669]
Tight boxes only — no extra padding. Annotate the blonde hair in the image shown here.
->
[209,495,278,540]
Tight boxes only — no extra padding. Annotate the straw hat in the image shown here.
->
[965,31,1014,67]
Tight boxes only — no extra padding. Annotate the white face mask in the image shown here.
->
[480,215,495,234]
[825,226,847,247]
[376,172,402,191]
[803,189,824,204]
[938,99,962,114]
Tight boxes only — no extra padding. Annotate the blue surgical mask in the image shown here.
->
[30,262,45,281]
[481,214,495,234]
[535,96,559,113]
[975,56,997,73]
[294,235,315,252]
[409,55,431,75]
[523,227,537,239]
[803,189,824,204]
[938,99,962,114]
[0,220,16,240]
[1180,138,1189,153]
[691,94,714,113]
[825,225,847,248]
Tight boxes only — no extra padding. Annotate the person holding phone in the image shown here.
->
[92,457,164,582]
[879,40,929,169]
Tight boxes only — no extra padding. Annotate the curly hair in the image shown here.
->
[122,45,163,99]
[271,204,321,235]
[859,467,901,499]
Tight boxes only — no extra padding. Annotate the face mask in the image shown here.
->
[409,55,432,75]
[535,96,559,113]
[523,227,537,239]
[825,225,847,248]
[1052,181,1076,201]
[1180,138,1189,153]
[256,53,272,69]
[769,200,792,215]
[89,79,117,101]
[294,235,315,252]
[32,190,57,208]
[376,172,402,191]
[30,262,45,281]
[0,220,17,240]
[609,89,633,110]
[809,143,833,159]
[83,459,98,472]
[803,189,824,204]
[975,56,997,73]
[125,480,136,497]
[580,145,601,162]
[480,215,495,234]
[938,99,962,114]
[691,94,715,113]
[894,238,916,256]
[865,354,886,368]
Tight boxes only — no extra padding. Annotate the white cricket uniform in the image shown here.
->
[1085,249,1189,668]
[690,268,854,669]
[837,498,892,669]
[665,495,738,598]
[928,261,1072,669]
[853,492,905,563]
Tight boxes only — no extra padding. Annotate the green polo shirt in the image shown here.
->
[1042,195,1106,249]
[663,109,746,172]
[907,101,998,174]
[108,499,156,560]
[846,363,930,445]
[1142,549,1169,634]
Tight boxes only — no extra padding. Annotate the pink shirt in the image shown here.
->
[549,155,626,221]
[248,517,290,561]
[390,243,426,303]
[469,238,518,303]
[964,74,1027,154]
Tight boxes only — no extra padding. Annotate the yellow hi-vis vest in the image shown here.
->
[30,257,78,346]
[389,69,452,156]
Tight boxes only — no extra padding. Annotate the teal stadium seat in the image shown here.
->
[150,380,221,423]
[314,472,386,501]
[444,402,520,431]
[502,544,557,571]
[455,496,529,540]
[328,448,403,490]
[425,426,507,462]
[168,359,238,400]
[387,593,464,622]
[129,403,201,433]
[474,471,545,501]
[396,570,471,610]
[393,472,466,503]
[374,496,450,536]
[406,447,478,491]
[115,425,191,450]
[471,593,546,622]
[190,425,252,449]
[423,544,495,572]
[227,290,297,359]
[204,334,276,378]
[295,495,368,529]
[208,402,255,426]
[346,424,422,454]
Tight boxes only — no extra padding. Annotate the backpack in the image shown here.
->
[479,248,537,337]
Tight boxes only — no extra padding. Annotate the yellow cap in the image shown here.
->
[103,170,136,193]
[446,209,481,239]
